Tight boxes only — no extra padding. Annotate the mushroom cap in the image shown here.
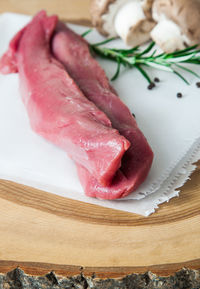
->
[125,17,155,46]
[142,0,154,19]
[90,0,116,36]
[90,0,154,37]
[153,0,200,44]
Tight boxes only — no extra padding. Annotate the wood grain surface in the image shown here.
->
[0,0,91,25]
[0,0,199,277]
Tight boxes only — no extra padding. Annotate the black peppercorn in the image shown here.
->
[154,77,160,83]
[196,82,200,88]
[147,82,155,90]
[177,92,182,98]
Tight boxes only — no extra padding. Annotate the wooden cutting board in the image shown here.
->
[0,0,199,278]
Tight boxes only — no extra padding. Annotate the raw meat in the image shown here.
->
[52,22,154,199]
[0,11,130,187]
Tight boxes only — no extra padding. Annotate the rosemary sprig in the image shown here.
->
[81,28,93,38]
[84,32,200,85]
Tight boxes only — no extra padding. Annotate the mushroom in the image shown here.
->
[151,0,200,53]
[90,0,156,47]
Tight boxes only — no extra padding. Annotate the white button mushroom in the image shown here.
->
[151,0,200,53]
[90,0,156,47]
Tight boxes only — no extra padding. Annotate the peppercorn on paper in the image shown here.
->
[0,13,199,216]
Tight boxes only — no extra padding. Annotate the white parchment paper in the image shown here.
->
[0,13,199,216]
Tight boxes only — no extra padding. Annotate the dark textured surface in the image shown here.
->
[0,268,199,289]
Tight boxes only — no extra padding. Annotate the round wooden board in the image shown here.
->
[0,162,199,277]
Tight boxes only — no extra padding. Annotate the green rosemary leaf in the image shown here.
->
[173,70,190,85]
[183,59,200,64]
[167,44,199,57]
[92,37,116,47]
[150,49,157,58]
[174,63,200,78]
[145,61,173,72]
[137,42,156,57]
[135,65,152,84]
[81,29,93,38]
[111,58,121,81]
[167,52,200,62]
[111,46,139,55]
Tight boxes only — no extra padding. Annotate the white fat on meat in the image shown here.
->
[151,19,190,53]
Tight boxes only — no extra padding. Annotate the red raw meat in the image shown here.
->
[0,11,130,187]
[0,27,25,74]
[52,22,154,199]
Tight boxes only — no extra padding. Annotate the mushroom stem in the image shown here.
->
[150,19,190,53]
[114,0,153,46]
